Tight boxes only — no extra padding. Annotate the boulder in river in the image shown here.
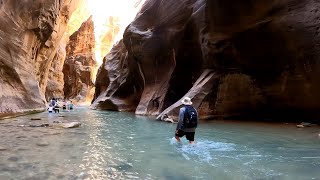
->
[0,146,8,151]
[296,122,318,128]
[29,124,49,127]
[36,141,50,147]
[20,122,81,129]
[52,122,81,128]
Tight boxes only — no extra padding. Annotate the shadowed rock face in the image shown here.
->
[93,0,201,114]
[200,0,320,120]
[91,40,143,111]
[63,17,96,103]
[0,0,84,118]
[93,0,320,121]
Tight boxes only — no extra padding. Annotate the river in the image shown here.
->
[0,106,319,180]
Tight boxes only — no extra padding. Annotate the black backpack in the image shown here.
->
[183,106,198,128]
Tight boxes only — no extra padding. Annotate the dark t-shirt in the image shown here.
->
[176,105,198,132]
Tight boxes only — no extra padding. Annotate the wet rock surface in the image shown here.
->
[93,0,320,121]
[36,141,50,147]
[0,146,8,151]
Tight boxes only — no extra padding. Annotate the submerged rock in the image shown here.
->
[7,157,19,162]
[19,121,81,129]
[36,141,50,147]
[29,124,49,128]
[52,122,81,128]
[296,122,318,128]
[30,118,42,121]
[0,146,8,151]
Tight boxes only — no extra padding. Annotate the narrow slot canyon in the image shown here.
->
[1,1,320,179]
[0,0,320,122]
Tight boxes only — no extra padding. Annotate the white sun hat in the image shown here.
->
[181,97,192,105]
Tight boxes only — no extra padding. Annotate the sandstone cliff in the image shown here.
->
[45,0,91,101]
[63,16,96,103]
[92,40,143,111]
[92,0,320,121]
[0,0,86,118]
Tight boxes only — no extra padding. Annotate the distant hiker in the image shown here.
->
[50,98,56,106]
[175,97,198,144]
[54,101,60,113]
[47,104,53,113]
[62,100,67,110]
[68,100,74,110]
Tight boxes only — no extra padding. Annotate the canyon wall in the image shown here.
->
[93,0,320,121]
[0,0,86,118]
[63,16,96,103]
[45,0,91,101]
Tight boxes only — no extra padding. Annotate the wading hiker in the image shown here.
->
[68,100,74,110]
[175,97,199,144]
[50,98,56,106]
[54,100,60,113]
[62,100,67,110]
[47,104,53,113]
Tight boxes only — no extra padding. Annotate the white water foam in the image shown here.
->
[170,137,236,163]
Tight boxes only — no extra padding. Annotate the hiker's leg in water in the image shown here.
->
[175,130,182,142]
[175,136,181,142]
[187,132,195,144]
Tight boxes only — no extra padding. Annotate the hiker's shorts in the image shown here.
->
[175,129,195,141]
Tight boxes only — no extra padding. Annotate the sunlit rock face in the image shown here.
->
[45,38,67,100]
[46,0,91,102]
[95,16,122,64]
[93,0,320,121]
[63,17,96,103]
[87,0,147,65]
[67,0,91,35]
[0,0,84,118]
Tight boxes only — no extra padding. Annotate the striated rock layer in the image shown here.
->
[45,0,91,101]
[0,0,86,118]
[63,16,96,103]
[92,40,143,111]
[93,0,320,121]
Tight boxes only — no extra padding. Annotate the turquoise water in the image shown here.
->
[0,107,319,179]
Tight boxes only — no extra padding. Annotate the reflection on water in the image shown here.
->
[0,107,319,180]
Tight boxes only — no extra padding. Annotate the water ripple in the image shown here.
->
[1,109,319,180]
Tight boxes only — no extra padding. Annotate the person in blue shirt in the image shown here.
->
[175,97,199,144]
[68,100,74,110]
